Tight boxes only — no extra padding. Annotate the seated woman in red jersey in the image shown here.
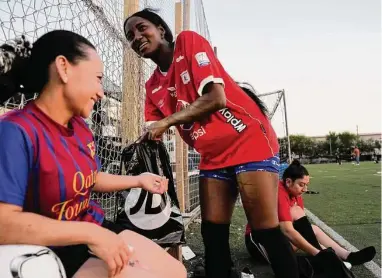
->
[245,160,376,268]
[124,9,299,278]
[0,31,186,278]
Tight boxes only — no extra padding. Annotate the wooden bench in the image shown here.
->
[165,245,182,261]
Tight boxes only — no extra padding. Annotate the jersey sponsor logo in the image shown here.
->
[167,86,177,97]
[219,108,247,133]
[124,188,171,230]
[152,86,162,94]
[180,70,191,85]
[195,52,210,67]
[51,169,98,220]
[190,126,207,141]
[176,100,207,141]
[87,141,96,159]
[175,55,184,62]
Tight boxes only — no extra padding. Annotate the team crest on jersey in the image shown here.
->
[195,52,210,67]
[175,55,184,63]
[157,98,165,108]
[180,70,190,84]
[167,86,177,97]
[152,86,162,94]
[87,141,96,159]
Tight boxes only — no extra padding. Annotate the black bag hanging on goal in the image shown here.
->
[115,140,185,247]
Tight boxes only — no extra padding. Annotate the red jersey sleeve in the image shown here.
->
[177,31,224,96]
[278,193,293,222]
[278,182,293,222]
[144,92,164,124]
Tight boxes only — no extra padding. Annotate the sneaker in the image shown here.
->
[241,267,254,278]
[344,262,352,270]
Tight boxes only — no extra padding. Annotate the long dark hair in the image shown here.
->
[237,82,268,116]
[0,30,95,104]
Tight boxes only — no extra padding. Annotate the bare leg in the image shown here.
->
[199,177,237,223]
[312,225,350,259]
[73,258,160,278]
[290,206,349,260]
[237,171,279,229]
[237,171,299,278]
[290,205,306,221]
[73,230,186,278]
[290,205,376,265]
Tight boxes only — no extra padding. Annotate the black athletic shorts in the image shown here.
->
[53,220,125,278]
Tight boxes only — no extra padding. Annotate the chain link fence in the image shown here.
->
[0,0,291,219]
[0,0,210,219]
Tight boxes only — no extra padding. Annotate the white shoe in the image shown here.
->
[241,267,254,278]
[344,262,352,270]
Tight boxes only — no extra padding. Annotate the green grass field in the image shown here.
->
[303,162,381,267]
[185,162,381,277]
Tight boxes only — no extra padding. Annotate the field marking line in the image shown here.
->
[305,208,381,278]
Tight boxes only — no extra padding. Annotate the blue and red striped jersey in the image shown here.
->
[0,102,105,225]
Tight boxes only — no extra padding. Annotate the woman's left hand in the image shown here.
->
[144,119,170,141]
[138,172,168,194]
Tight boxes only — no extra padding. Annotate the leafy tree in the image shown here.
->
[338,132,358,152]
[375,140,381,149]
[357,139,378,154]
[325,131,339,154]
[289,135,315,157]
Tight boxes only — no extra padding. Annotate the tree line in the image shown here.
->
[279,132,381,158]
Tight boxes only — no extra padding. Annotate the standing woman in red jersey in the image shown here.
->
[0,31,186,278]
[124,9,299,278]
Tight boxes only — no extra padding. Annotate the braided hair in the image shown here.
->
[0,30,95,105]
[0,35,32,103]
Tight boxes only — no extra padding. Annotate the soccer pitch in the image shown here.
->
[185,162,381,277]
[304,162,381,269]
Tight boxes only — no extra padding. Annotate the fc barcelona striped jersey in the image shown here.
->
[0,102,105,225]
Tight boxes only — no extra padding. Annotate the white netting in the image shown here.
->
[0,0,211,218]
[258,89,291,162]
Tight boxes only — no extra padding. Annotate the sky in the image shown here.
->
[0,0,380,137]
[201,0,381,137]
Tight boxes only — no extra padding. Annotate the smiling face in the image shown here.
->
[56,46,104,118]
[285,175,310,197]
[124,16,167,58]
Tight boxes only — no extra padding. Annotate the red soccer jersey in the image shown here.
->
[0,102,104,225]
[278,181,304,222]
[145,31,279,170]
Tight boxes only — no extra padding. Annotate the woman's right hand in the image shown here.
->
[87,226,132,278]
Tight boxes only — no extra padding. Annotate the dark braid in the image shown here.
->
[0,35,32,103]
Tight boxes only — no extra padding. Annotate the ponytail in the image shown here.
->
[0,35,32,104]
[236,82,269,117]
[282,159,309,184]
[1,30,95,105]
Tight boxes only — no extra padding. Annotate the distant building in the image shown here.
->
[310,133,381,143]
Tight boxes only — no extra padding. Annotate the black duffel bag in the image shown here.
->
[114,140,185,247]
